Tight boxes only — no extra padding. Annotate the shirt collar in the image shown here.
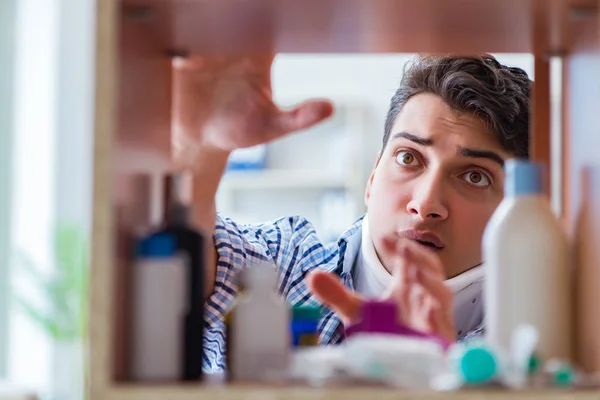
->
[445,265,485,292]
[335,214,365,275]
[315,215,364,345]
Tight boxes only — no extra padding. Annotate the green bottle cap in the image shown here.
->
[553,364,575,387]
[459,346,498,385]
[291,305,322,321]
[528,353,542,375]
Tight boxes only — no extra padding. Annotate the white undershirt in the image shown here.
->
[354,214,485,337]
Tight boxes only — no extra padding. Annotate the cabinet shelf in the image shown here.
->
[220,169,358,190]
[100,384,600,400]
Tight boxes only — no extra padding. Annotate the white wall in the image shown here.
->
[272,53,534,172]
[273,54,416,176]
[0,0,18,379]
[8,0,60,392]
[54,0,95,232]
[6,0,96,396]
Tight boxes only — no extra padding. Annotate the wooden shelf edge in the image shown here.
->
[90,384,600,400]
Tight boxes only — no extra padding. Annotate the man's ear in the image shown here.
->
[364,152,382,207]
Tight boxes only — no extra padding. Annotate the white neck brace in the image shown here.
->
[359,213,484,294]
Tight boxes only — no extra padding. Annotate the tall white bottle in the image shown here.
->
[130,233,187,381]
[229,264,290,381]
[483,159,572,361]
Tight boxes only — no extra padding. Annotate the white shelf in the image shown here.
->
[219,169,357,190]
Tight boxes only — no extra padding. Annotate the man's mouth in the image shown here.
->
[400,230,444,251]
[414,239,442,249]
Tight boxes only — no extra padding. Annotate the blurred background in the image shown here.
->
[0,1,537,399]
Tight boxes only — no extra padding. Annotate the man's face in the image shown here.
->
[365,93,512,278]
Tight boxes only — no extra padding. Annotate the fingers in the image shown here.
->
[306,270,363,325]
[381,237,455,340]
[409,292,433,333]
[406,286,455,342]
[389,238,444,279]
[271,100,334,137]
[418,269,455,339]
[427,299,456,343]
[382,242,410,293]
[381,244,412,322]
[416,269,453,308]
[382,236,444,307]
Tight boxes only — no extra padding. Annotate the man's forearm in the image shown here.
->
[190,145,231,232]
[187,145,230,299]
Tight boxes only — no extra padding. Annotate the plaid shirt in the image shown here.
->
[203,213,484,373]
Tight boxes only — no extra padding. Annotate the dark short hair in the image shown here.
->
[383,54,532,158]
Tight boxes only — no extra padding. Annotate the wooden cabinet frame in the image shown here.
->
[90,0,600,398]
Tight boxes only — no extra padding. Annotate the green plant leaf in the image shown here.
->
[13,295,66,340]
[12,250,50,292]
[12,222,89,342]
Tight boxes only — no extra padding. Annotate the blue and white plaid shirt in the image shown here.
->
[203,213,484,373]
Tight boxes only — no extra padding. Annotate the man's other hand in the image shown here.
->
[306,238,455,343]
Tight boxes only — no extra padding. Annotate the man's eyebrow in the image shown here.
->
[390,131,433,146]
[391,131,505,166]
[458,147,505,167]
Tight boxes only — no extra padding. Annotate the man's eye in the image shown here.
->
[460,171,491,188]
[395,151,420,166]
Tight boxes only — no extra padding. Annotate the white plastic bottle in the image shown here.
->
[483,159,571,361]
[229,264,290,381]
[130,232,187,381]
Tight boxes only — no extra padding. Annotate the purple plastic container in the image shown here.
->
[343,300,451,350]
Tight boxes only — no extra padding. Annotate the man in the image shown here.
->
[172,53,532,372]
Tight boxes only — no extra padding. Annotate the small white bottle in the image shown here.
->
[130,232,187,381]
[229,264,290,381]
[483,159,572,361]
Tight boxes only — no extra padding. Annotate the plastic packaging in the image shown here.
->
[288,346,345,386]
[343,300,451,350]
[344,333,446,388]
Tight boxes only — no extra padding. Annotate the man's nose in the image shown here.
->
[405,171,449,220]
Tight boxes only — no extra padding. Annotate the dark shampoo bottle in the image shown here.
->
[155,172,206,380]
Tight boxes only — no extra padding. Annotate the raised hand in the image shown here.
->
[171,54,334,168]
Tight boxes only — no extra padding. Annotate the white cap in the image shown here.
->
[242,262,278,290]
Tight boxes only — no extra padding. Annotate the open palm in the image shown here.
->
[172,54,334,167]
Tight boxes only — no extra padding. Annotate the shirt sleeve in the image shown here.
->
[202,212,320,372]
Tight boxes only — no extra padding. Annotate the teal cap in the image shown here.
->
[459,346,499,385]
